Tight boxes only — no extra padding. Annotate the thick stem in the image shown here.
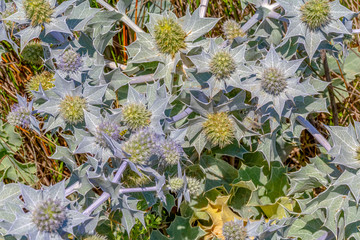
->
[65,181,81,197]
[129,74,155,84]
[320,49,339,126]
[199,0,209,18]
[241,12,261,32]
[167,107,193,123]
[119,186,157,194]
[353,29,360,34]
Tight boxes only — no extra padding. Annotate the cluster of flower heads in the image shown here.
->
[31,198,66,232]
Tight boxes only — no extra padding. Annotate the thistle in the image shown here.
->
[22,42,44,65]
[154,17,187,57]
[209,51,236,80]
[23,0,54,26]
[59,95,88,124]
[122,168,151,187]
[222,20,245,40]
[160,139,183,165]
[260,67,287,96]
[202,112,235,148]
[31,198,66,232]
[95,121,121,147]
[168,177,184,193]
[6,103,31,128]
[57,49,83,73]
[122,128,160,164]
[300,0,331,30]
[26,71,55,96]
[187,177,202,197]
[222,219,247,240]
[122,103,152,129]
[84,234,108,240]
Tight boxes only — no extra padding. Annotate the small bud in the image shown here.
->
[84,234,108,240]
[7,104,31,128]
[22,42,44,65]
[186,177,202,197]
[95,121,121,147]
[300,0,331,30]
[26,71,55,96]
[202,112,235,148]
[59,95,88,124]
[57,49,83,73]
[160,139,183,165]
[168,177,184,193]
[154,17,187,57]
[32,198,66,232]
[222,20,246,40]
[122,103,152,129]
[222,219,247,240]
[23,0,53,26]
[209,51,236,80]
[260,67,287,96]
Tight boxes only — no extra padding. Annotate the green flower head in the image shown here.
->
[202,112,235,148]
[300,0,331,30]
[59,95,88,124]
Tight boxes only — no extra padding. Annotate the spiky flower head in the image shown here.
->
[57,49,83,73]
[300,0,331,30]
[160,139,183,165]
[26,71,55,96]
[168,177,184,193]
[31,198,66,232]
[260,67,287,96]
[22,42,44,65]
[122,128,160,164]
[154,17,187,57]
[202,112,235,148]
[222,20,246,40]
[7,103,31,128]
[84,234,108,240]
[95,121,121,147]
[209,51,236,80]
[222,219,247,240]
[59,95,88,124]
[187,177,202,197]
[23,0,54,26]
[122,103,152,129]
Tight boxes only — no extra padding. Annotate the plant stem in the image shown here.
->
[167,107,193,123]
[65,181,81,197]
[320,49,339,125]
[353,29,360,34]
[199,0,209,18]
[129,74,155,84]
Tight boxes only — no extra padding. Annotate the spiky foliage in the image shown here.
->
[21,42,44,65]
[6,104,31,128]
[57,49,83,73]
[222,219,247,240]
[154,17,187,57]
[202,112,235,148]
[122,103,152,129]
[59,95,88,124]
[260,67,287,96]
[26,71,55,95]
[186,177,202,197]
[222,19,245,40]
[300,0,331,30]
[168,177,184,193]
[160,139,183,165]
[122,168,151,187]
[95,121,121,147]
[84,234,108,240]
[23,0,53,26]
[32,198,66,232]
[209,51,236,80]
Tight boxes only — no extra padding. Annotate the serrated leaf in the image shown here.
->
[167,216,206,240]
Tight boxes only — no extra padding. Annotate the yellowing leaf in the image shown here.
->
[260,197,295,219]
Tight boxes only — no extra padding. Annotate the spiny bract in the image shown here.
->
[209,51,236,80]
[160,139,183,165]
[6,104,31,127]
[95,121,121,147]
[260,67,287,96]
[300,0,331,30]
[122,128,160,164]
[59,95,88,124]
[23,0,53,26]
[222,220,247,240]
[222,19,246,40]
[26,71,55,96]
[22,42,44,65]
[187,177,202,197]
[58,49,83,72]
[202,112,235,148]
[154,17,187,57]
[168,177,184,193]
[31,198,66,232]
[84,234,108,240]
[122,103,152,129]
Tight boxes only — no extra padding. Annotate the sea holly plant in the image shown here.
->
[2,0,360,239]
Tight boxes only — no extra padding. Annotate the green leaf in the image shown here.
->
[167,216,206,240]
[288,214,329,239]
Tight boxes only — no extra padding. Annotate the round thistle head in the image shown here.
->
[122,128,160,164]
[300,0,331,30]
[202,112,235,148]
[6,104,31,128]
[59,95,88,124]
[222,20,246,40]
[222,220,247,240]
[260,67,287,96]
[31,198,66,232]
[187,177,202,197]
[161,139,183,165]
[84,234,108,240]
[154,17,187,57]
[122,103,152,129]
[22,42,44,65]
[95,121,121,147]
[58,49,83,73]
[26,71,55,96]
[209,51,236,80]
[23,0,53,26]
[168,177,184,193]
